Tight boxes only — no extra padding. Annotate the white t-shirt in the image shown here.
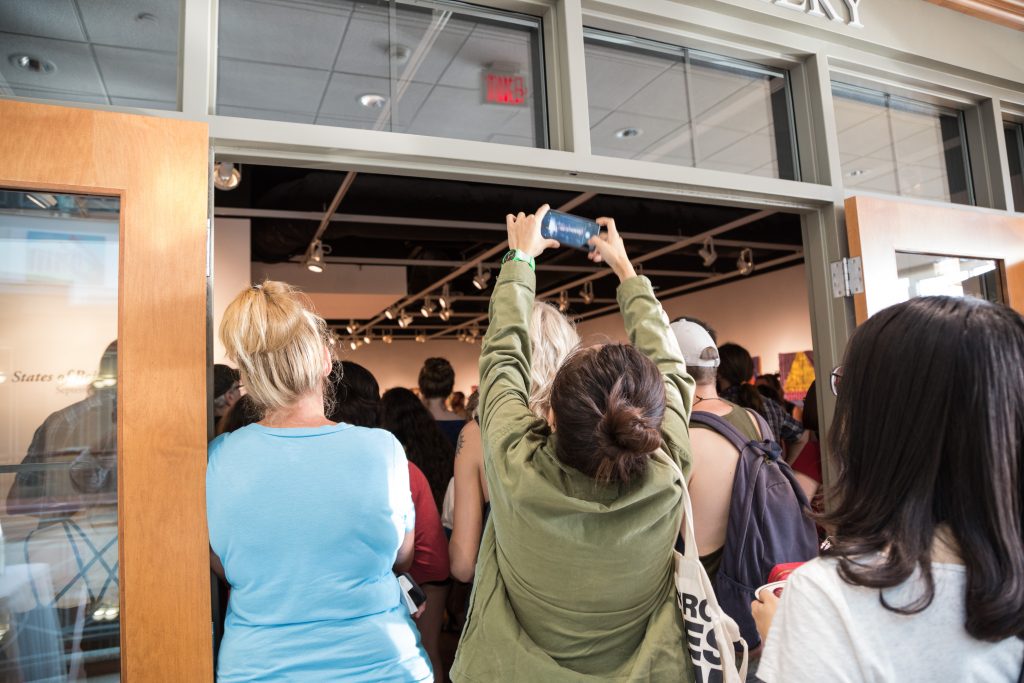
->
[758,556,1024,683]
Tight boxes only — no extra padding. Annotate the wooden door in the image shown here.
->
[845,195,1024,323]
[0,100,211,680]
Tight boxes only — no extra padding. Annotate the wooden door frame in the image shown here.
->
[0,100,212,680]
[846,195,1024,323]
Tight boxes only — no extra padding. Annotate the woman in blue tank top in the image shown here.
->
[207,281,431,682]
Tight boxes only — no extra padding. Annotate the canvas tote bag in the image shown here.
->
[658,453,748,683]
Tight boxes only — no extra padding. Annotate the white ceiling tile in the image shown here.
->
[637,124,695,166]
[318,73,432,128]
[0,0,85,41]
[584,42,673,111]
[77,0,179,53]
[591,110,690,161]
[836,115,892,159]
[618,63,688,119]
[845,169,899,194]
[404,85,527,142]
[438,27,535,90]
[702,131,777,175]
[687,64,754,119]
[217,58,328,115]
[833,95,886,133]
[0,33,105,95]
[219,0,351,70]
[94,45,177,102]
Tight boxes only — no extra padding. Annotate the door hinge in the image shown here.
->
[831,256,864,298]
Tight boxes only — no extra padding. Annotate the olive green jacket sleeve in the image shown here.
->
[477,260,548,484]
[617,275,696,479]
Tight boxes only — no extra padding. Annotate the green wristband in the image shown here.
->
[502,248,536,271]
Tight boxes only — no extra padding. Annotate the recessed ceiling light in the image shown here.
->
[10,54,56,74]
[615,127,642,139]
[846,169,867,177]
[359,94,388,109]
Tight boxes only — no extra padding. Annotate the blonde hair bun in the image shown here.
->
[220,280,330,413]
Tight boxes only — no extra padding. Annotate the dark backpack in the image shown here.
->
[689,410,819,651]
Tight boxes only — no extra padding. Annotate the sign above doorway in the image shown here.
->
[765,0,865,28]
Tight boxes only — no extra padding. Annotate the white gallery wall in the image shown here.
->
[578,265,814,375]
[212,218,252,365]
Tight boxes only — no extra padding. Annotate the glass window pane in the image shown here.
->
[0,190,120,678]
[216,0,547,148]
[896,252,1003,304]
[1005,123,1024,212]
[833,83,973,205]
[0,4,179,110]
[583,33,798,180]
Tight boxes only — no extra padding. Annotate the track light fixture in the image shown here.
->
[362,333,372,345]
[420,297,436,318]
[438,308,451,322]
[580,281,595,305]
[472,264,492,291]
[384,306,398,320]
[397,310,414,328]
[737,248,755,276]
[415,333,427,343]
[345,320,356,334]
[438,284,452,310]
[213,162,242,191]
[558,290,570,313]
[382,332,393,345]
[699,236,718,268]
[348,338,358,351]
[304,239,330,273]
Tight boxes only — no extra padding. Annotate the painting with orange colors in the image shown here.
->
[780,351,815,402]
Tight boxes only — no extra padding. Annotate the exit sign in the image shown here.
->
[484,72,527,106]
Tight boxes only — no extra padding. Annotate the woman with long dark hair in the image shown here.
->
[451,206,696,681]
[718,342,806,458]
[380,387,456,513]
[753,296,1024,681]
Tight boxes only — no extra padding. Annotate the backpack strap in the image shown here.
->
[690,411,783,463]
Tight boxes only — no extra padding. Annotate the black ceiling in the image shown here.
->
[214,164,804,338]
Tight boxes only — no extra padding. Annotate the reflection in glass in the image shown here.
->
[1005,122,1024,212]
[895,252,1003,304]
[216,0,547,147]
[832,84,973,205]
[0,190,120,680]
[0,3,180,110]
[583,32,798,180]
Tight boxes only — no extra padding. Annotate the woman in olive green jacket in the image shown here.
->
[451,207,696,682]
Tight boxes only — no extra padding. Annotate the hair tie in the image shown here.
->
[252,284,262,291]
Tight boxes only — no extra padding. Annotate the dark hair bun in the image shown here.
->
[594,383,662,482]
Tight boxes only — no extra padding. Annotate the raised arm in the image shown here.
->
[477,207,560,473]
[589,218,696,478]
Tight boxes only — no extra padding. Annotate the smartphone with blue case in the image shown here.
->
[541,210,599,251]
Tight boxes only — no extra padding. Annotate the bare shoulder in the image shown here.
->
[688,424,741,469]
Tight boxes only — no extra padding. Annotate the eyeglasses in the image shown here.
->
[830,366,843,397]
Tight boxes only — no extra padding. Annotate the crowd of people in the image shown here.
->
[207,205,1024,682]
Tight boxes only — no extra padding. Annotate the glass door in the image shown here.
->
[845,195,1024,323]
[0,100,211,680]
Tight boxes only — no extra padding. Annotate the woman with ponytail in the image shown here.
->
[451,207,696,682]
[718,342,807,458]
[207,282,431,682]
